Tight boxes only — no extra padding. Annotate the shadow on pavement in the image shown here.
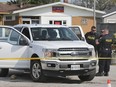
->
[42,76,83,84]
[0,70,83,84]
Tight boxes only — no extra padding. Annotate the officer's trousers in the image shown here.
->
[98,53,111,73]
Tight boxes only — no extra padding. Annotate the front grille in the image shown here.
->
[58,48,89,51]
[59,59,88,61]
[56,48,91,61]
[59,52,90,57]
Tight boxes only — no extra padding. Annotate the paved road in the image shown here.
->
[0,65,116,87]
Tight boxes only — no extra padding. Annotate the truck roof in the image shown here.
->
[14,24,68,28]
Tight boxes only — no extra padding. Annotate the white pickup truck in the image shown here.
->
[0,24,96,82]
[69,25,86,41]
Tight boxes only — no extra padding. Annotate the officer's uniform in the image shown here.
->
[85,31,99,52]
[113,33,116,44]
[97,34,113,76]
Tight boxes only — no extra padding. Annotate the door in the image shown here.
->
[0,27,30,69]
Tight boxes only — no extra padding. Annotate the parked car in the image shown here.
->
[0,24,96,82]
[69,25,86,41]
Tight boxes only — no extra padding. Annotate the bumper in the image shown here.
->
[43,69,95,76]
[41,59,97,76]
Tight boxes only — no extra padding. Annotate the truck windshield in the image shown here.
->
[31,27,79,41]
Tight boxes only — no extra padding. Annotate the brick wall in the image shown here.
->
[72,16,94,33]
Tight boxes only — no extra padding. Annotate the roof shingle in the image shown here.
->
[0,3,20,12]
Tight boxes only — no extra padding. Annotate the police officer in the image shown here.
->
[85,26,99,52]
[97,29,105,57]
[113,33,116,44]
[96,29,113,76]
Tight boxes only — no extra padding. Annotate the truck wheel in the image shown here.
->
[78,69,96,81]
[0,68,9,77]
[30,61,45,82]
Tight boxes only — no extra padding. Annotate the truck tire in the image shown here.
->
[30,61,45,82]
[0,68,9,77]
[78,69,96,81]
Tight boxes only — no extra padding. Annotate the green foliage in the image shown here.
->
[7,0,116,11]
[7,0,60,5]
[96,0,116,10]
[74,0,116,11]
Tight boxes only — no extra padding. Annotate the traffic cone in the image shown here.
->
[107,79,111,87]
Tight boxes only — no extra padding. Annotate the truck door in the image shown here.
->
[0,27,30,69]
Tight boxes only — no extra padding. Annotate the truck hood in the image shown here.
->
[32,41,93,49]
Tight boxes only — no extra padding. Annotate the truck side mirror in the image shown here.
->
[80,37,85,41]
[19,36,29,45]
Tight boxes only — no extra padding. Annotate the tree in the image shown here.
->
[96,0,116,10]
[73,0,116,11]
[7,0,60,5]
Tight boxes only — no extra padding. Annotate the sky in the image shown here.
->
[0,0,10,2]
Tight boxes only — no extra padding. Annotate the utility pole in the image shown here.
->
[93,0,96,26]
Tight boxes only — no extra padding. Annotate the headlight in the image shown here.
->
[89,48,94,51]
[43,49,57,57]
[88,48,95,57]
[45,51,53,57]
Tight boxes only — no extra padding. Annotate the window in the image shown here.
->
[0,28,2,37]
[31,27,79,41]
[49,20,67,25]
[54,21,62,25]
[81,18,88,25]
[32,19,39,24]
[31,28,41,40]
[9,29,28,45]
[63,20,66,25]
[23,21,30,24]
[9,30,20,45]
[22,17,40,24]
[107,19,116,23]
[22,18,31,24]
[5,28,11,37]
[22,27,30,39]
[5,16,12,21]
[0,27,11,41]
[49,21,53,24]
[71,27,82,39]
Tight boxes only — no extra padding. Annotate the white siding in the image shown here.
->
[64,6,93,16]
[19,7,51,16]
[19,5,94,16]
[104,14,116,23]
[41,16,72,26]
[18,4,103,25]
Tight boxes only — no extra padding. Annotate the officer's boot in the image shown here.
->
[104,72,109,76]
[96,72,104,76]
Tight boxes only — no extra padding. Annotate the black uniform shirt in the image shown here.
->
[85,31,99,46]
[98,34,113,53]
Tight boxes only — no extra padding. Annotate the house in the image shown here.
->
[102,11,116,23]
[0,2,105,33]
[97,6,116,35]
[102,6,116,23]
[0,3,20,25]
